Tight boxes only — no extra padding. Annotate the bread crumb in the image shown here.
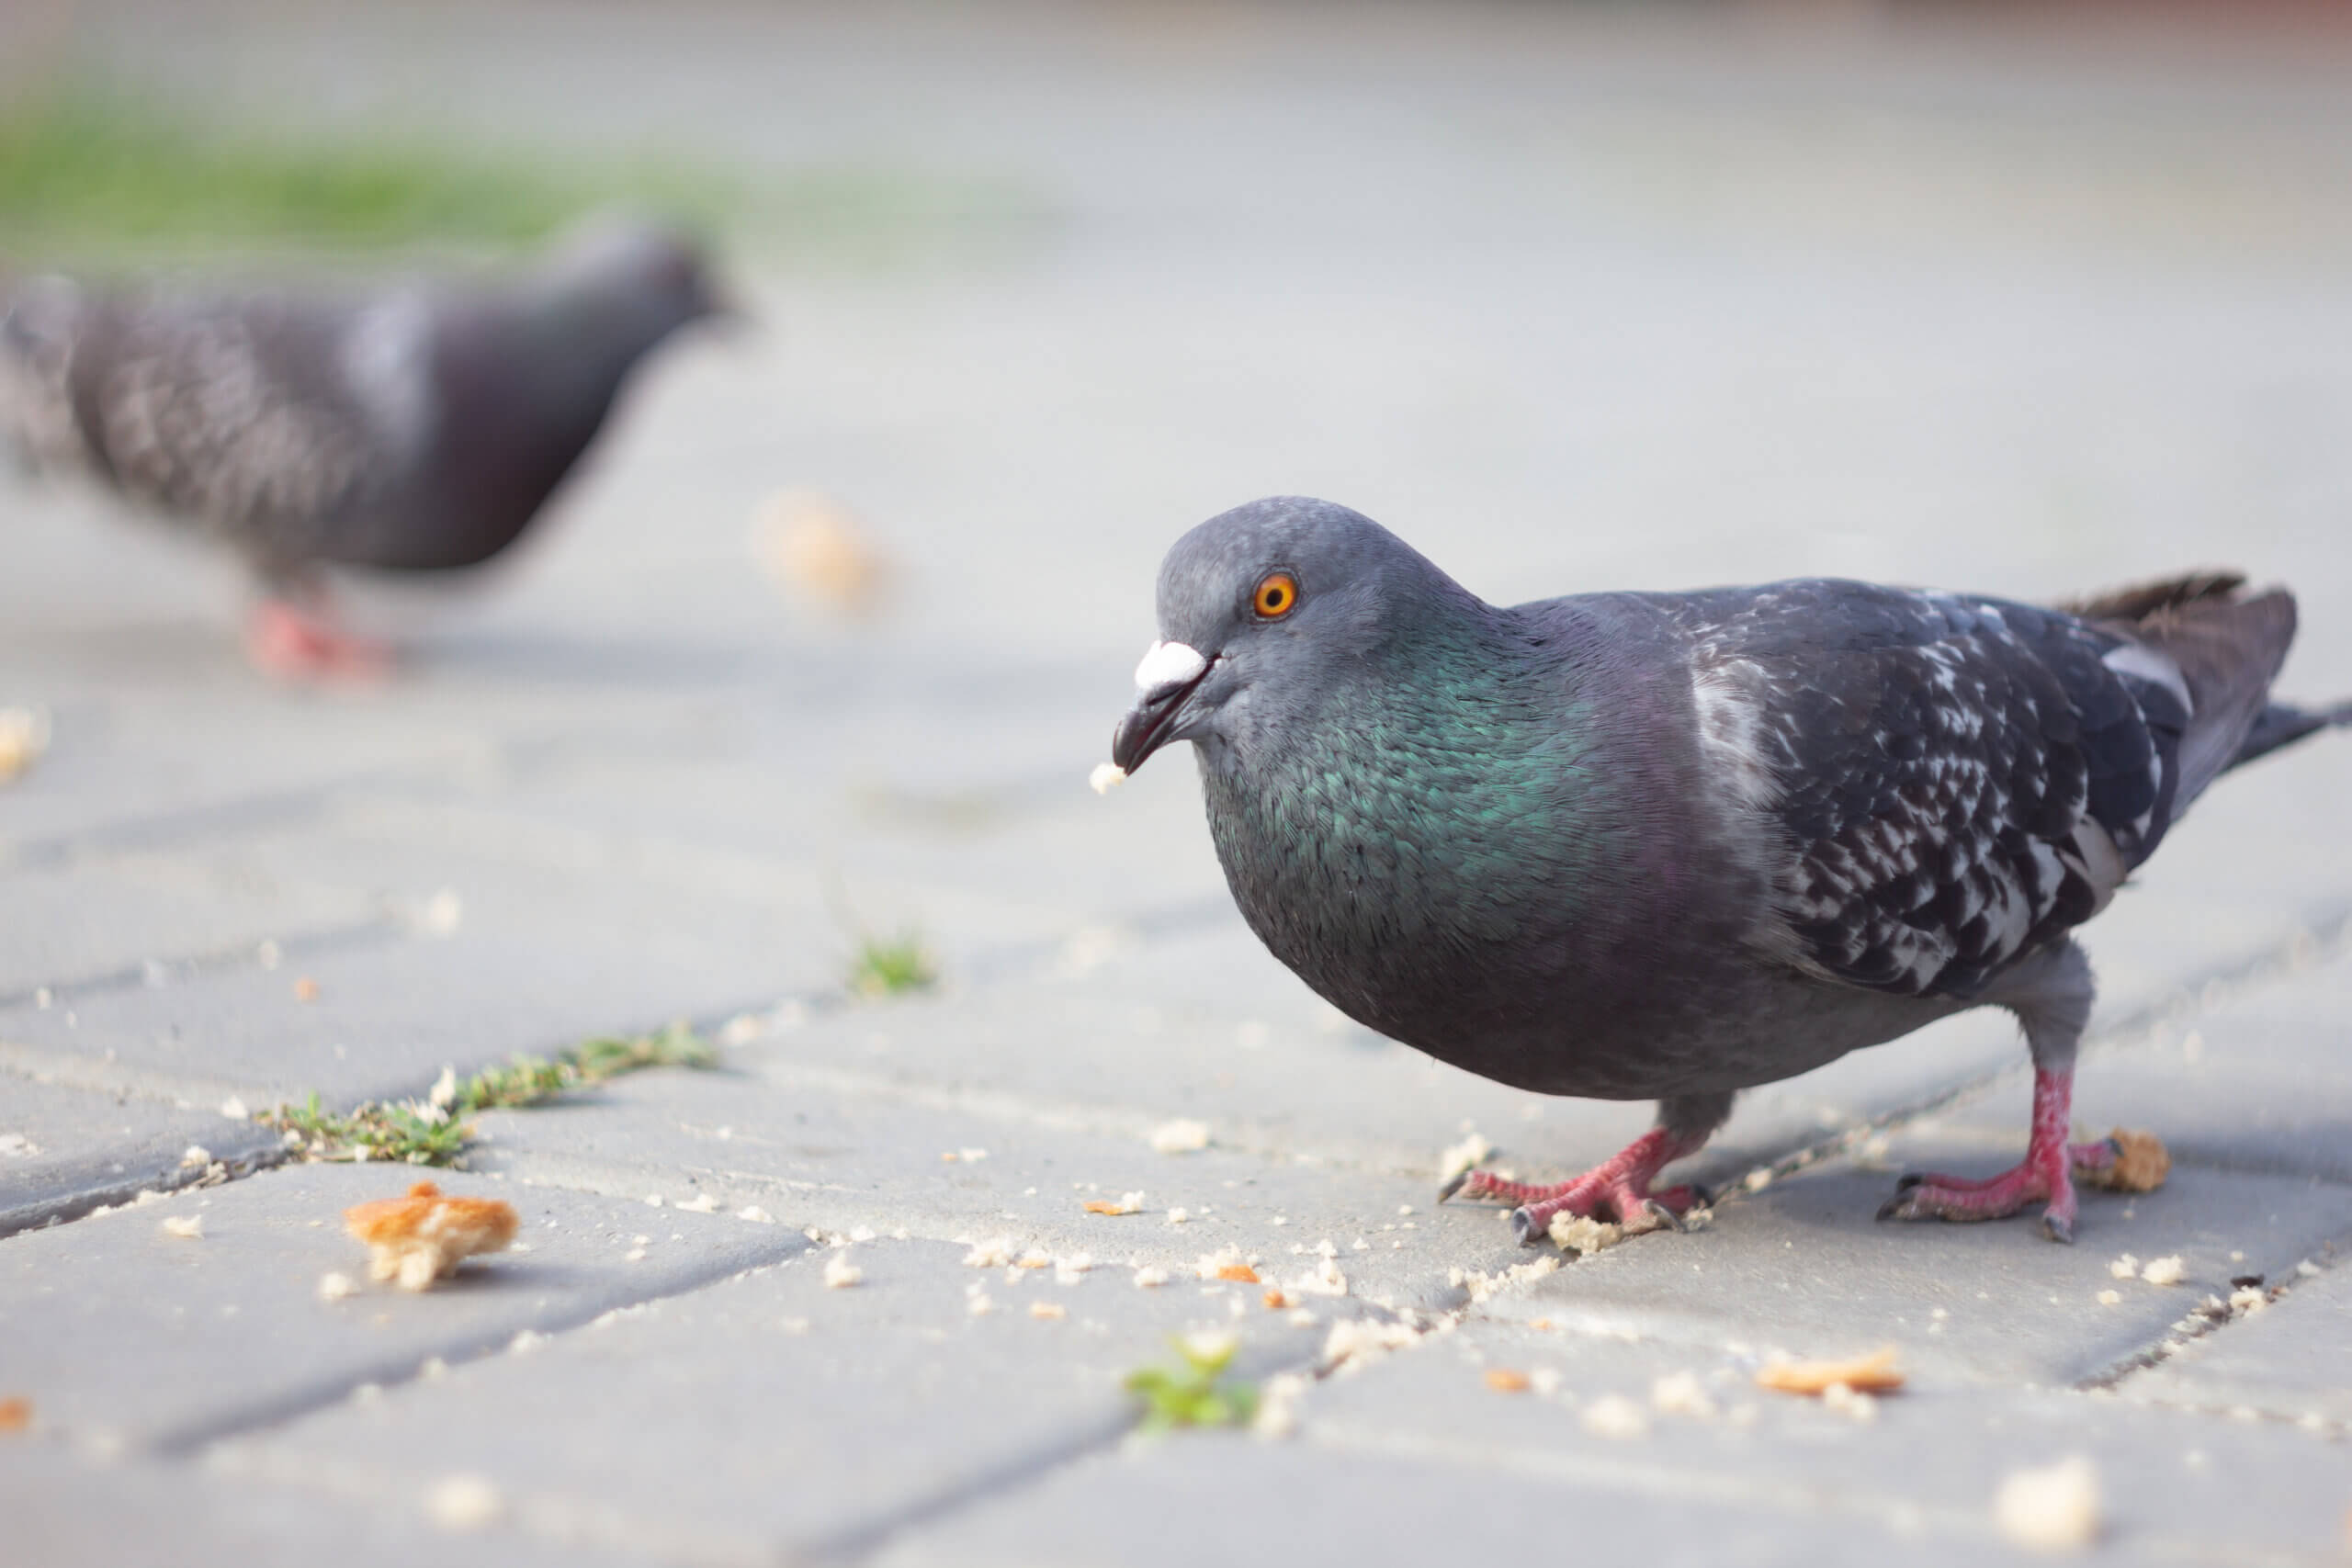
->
[0,1396,31,1433]
[1531,1367,1563,1396]
[1581,1393,1650,1439]
[161,1213,204,1240]
[1054,1253,1094,1283]
[1016,1248,1054,1269]
[2141,1255,2186,1287]
[0,706,51,783]
[181,1145,212,1168]
[2079,1128,2169,1193]
[1548,1213,1623,1255]
[1083,1192,1144,1216]
[967,1292,994,1315]
[1652,1371,1716,1418]
[2228,1285,2268,1314]
[1437,1131,1493,1181]
[1756,1347,1904,1396]
[318,1271,359,1302]
[674,1193,718,1214]
[1028,1299,1067,1320]
[1132,1267,1170,1288]
[292,976,321,1002]
[1291,1257,1350,1297]
[823,1252,864,1289]
[1130,1115,1209,1158]
[1089,763,1127,795]
[2096,1289,2120,1306]
[1485,1368,1532,1393]
[1216,1263,1261,1283]
[1995,1455,2100,1552]
[2109,1253,2139,1280]
[1166,1207,1190,1224]
[1322,1316,1419,1371]
[343,1180,518,1292]
[752,489,889,615]
[1743,1168,1773,1193]
[424,1473,503,1532]
[1262,1287,1292,1309]
[1253,1372,1306,1439]
[737,1206,775,1224]
[1822,1382,1879,1423]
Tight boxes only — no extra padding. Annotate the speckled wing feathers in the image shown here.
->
[46,292,408,570]
[1668,582,2191,1000]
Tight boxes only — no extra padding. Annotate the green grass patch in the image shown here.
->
[0,86,1048,265]
[1125,1333,1260,1432]
[847,931,937,999]
[262,1021,716,1167]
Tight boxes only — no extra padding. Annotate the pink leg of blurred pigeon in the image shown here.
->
[1874,1066,2119,1244]
[1442,1125,1712,1246]
[244,596,391,682]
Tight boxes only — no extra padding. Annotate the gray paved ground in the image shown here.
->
[6,4,2352,1563]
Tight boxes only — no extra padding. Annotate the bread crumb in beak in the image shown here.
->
[1090,762,1127,795]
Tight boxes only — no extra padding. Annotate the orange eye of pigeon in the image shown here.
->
[1253,572,1299,619]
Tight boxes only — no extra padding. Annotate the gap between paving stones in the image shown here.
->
[2074,1247,2348,1414]
[0,912,403,1014]
[148,1228,809,1459]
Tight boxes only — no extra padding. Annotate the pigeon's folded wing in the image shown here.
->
[1669,581,2190,999]
[70,297,406,562]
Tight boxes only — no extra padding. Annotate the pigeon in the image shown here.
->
[1108,496,2348,1245]
[0,216,730,676]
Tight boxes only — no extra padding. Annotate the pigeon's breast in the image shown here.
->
[1198,668,1769,1098]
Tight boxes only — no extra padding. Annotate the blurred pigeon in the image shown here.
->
[0,217,729,676]
[1109,497,2348,1245]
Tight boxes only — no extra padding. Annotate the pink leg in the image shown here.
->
[1875,1066,2115,1244]
[1440,1125,1712,1247]
[244,597,391,682]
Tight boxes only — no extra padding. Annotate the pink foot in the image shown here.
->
[244,598,391,682]
[1876,1066,2111,1243]
[1440,1126,1710,1247]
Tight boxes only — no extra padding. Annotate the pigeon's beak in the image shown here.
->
[1111,640,1215,773]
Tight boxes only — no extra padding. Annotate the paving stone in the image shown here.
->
[470,1064,1524,1314]
[210,1235,1327,1563]
[1471,1142,2352,1389]
[963,1317,2345,1568]
[4,1438,639,1568]
[0,1071,283,1237]
[0,1160,802,1455]
[2125,1260,2352,1427]
[0,852,380,1004]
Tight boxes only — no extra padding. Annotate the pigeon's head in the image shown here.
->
[542,215,736,345]
[1111,496,1474,775]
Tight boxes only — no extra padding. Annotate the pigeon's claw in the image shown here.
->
[1873,1066,2115,1243]
[1445,1125,1709,1248]
[245,598,391,683]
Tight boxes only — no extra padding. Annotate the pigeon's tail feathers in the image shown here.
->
[2089,576,2299,809]
[2059,570,2247,624]
[2232,698,2352,770]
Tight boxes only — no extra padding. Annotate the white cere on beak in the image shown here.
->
[1089,762,1128,795]
[1133,639,1207,692]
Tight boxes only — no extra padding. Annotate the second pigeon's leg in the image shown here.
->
[1877,941,2102,1244]
[1441,1091,1731,1247]
[245,594,391,682]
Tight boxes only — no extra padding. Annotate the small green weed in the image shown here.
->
[1125,1333,1259,1432]
[848,932,937,998]
[261,1021,716,1167]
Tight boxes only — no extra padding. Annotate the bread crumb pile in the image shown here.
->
[343,1180,518,1292]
